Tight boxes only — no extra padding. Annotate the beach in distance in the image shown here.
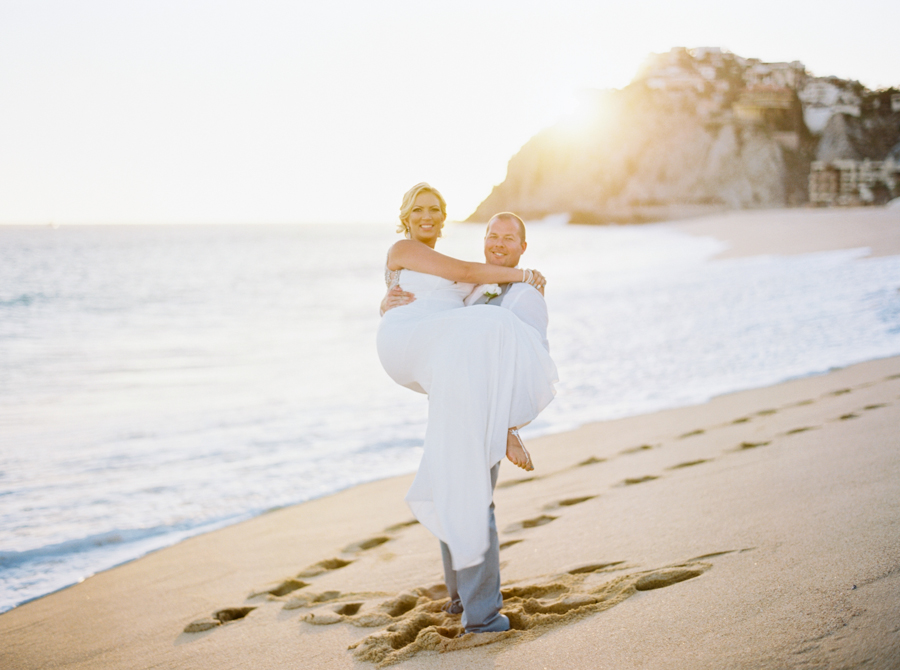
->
[2,206,900,669]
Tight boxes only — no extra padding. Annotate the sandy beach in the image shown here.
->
[2,206,899,669]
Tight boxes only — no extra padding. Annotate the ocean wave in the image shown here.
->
[0,516,250,612]
[0,293,43,308]
[0,519,240,571]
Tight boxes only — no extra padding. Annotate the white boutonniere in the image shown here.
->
[482,284,502,298]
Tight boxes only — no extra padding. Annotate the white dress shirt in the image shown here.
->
[466,282,550,352]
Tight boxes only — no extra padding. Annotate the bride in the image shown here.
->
[376,183,557,571]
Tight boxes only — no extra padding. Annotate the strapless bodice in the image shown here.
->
[385,268,473,314]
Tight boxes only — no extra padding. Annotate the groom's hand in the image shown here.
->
[380,286,416,315]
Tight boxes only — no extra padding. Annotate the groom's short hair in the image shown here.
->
[488,212,526,243]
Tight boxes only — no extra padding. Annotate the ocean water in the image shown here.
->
[2,221,900,613]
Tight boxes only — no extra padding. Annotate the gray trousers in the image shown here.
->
[439,462,510,633]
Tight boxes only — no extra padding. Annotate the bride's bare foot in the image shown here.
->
[506,429,534,471]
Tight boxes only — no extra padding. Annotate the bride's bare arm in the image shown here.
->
[387,240,540,286]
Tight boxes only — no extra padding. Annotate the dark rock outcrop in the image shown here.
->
[816,111,900,162]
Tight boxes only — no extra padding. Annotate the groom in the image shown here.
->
[380,212,549,634]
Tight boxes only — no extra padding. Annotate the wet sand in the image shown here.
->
[2,206,899,669]
[672,205,900,258]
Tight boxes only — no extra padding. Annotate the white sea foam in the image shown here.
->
[1,221,899,612]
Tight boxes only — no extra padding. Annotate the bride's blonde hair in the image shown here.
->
[397,182,447,238]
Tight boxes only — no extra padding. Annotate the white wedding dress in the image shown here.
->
[376,268,557,569]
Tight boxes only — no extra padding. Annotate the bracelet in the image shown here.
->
[522,269,532,284]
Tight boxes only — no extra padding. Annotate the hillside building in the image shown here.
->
[742,59,806,89]
[733,87,802,150]
[809,159,900,205]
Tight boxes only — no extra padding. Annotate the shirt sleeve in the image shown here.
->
[502,284,550,352]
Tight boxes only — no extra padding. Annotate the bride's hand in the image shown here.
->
[524,269,546,292]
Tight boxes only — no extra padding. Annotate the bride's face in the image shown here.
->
[406,192,445,245]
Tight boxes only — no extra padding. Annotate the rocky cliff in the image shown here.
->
[468,48,898,223]
[816,109,900,163]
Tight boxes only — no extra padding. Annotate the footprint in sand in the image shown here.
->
[567,562,625,574]
[345,560,712,666]
[504,515,557,532]
[250,578,310,598]
[497,476,539,489]
[543,495,596,511]
[343,536,391,553]
[283,589,345,610]
[296,557,354,578]
[785,426,818,436]
[678,429,705,439]
[499,539,524,551]
[621,444,655,454]
[666,459,709,470]
[687,548,755,562]
[863,403,887,411]
[576,456,606,467]
[736,441,770,450]
[183,606,256,633]
[633,568,706,591]
[621,475,659,486]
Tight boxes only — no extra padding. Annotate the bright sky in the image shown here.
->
[1,0,897,224]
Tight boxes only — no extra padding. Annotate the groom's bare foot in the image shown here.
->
[506,429,534,471]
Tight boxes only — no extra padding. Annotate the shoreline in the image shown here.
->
[669,205,900,258]
[3,206,900,668]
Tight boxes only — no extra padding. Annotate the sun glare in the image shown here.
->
[555,89,617,140]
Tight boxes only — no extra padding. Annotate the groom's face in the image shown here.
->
[484,217,527,268]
